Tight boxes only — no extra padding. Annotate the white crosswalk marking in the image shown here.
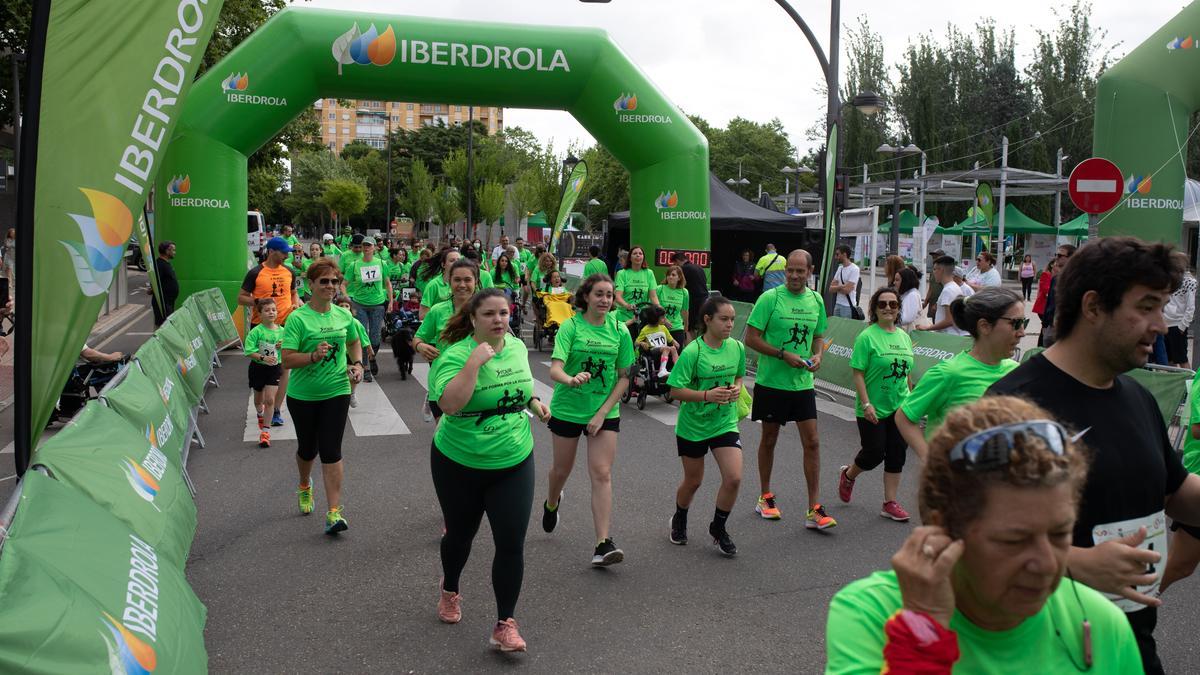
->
[634,397,679,426]
[244,395,298,442]
[348,381,411,436]
[412,362,430,391]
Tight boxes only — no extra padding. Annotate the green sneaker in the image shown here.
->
[325,507,348,535]
[297,482,314,515]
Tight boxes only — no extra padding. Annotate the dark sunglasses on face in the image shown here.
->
[876,300,900,309]
[316,277,341,286]
[995,316,1030,330]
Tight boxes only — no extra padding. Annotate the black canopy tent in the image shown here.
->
[606,173,825,298]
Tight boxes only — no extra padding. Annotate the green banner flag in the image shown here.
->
[974,183,994,254]
[198,287,239,345]
[137,205,166,321]
[104,354,189,463]
[550,160,588,256]
[135,335,200,418]
[0,471,207,672]
[32,402,197,568]
[910,329,972,380]
[15,0,223,473]
[177,299,216,363]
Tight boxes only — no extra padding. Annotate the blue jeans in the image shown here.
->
[352,301,386,352]
[832,304,855,319]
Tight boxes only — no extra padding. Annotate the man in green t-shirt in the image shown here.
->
[583,245,608,279]
[744,249,835,529]
[342,236,391,381]
[335,226,353,252]
[282,224,300,248]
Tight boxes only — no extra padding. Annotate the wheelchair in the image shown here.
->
[621,320,675,410]
[52,355,131,423]
[531,289,572,352]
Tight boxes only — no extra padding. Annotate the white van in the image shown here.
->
[247,211,266,252]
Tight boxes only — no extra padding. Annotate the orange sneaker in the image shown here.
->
[258,429,271,448]
[490,618,527,652]
[755,493,782,520]
[438,579,462,624]
[806,503,837,530]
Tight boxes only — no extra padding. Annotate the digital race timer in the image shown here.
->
[654,248,710,268]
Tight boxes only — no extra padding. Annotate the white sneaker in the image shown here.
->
[657,368,669,379]
[349,393,358,408]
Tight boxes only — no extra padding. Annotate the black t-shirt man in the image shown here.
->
[988,354,1187,673]
[153,256,179,326]
[676,258,708,331]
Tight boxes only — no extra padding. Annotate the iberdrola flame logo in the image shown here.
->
[654,191,679,210]
[100,612,157,675]
[222,72,249,91]
[1167,36,1195,50]
[122,457,160,504]
[145,423,159,450]
[332,23,396,75]
[1126,174,1152,194]
[614,93,638,112]
[61,188,133,297]
[167,175,190,195]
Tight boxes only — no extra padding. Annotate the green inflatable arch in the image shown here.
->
[1093,2,1200,244]
[156,7,709,305]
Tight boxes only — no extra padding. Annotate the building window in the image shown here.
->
[342,112,350,120]
[328,113,335,120]
[341,126,350,135]
[407,103,414,110]
[406,116,414,126]
[391,115,399,122]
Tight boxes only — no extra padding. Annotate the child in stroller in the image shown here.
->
[531,270,573,351]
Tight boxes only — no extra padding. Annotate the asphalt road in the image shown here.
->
[2,280,1198,673]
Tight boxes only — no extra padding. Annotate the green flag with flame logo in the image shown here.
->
[19,0,222,467]
[550,160,588,256]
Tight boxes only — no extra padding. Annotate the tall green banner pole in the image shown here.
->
[550,160,588,256]
[13,0,222,475]
[975,183,994,256]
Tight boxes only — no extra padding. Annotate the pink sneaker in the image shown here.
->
[490,618,527,652]
[880,501,910,522]
[438,580,461,624]
[837,465,855,503]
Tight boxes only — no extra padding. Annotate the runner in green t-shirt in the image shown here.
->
[657,265,690,345]
[543,274,634,567]
[1158,367,1200,595]
[613,246,659,327]
[321,234,342,258]
[838,288,915,522]
[493,253,522,293]
[583,246,608,279]
[282,224,300,248]
[666,296,745,555]
[743,249,834,528]
[430,289,549,649]
[342,237,391,381]
[244,298,285,448]
[412,259,479,421]
[335,295,372,409]
[338,234,363,274]
[287,246,312,300]
[279,258,363,535]
[335,226,353,252]
[897,286,1025,460]
[418,248,462,319]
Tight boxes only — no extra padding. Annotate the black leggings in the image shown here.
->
[854,414,907,473]
[1021,277,1034,301]
[287,395,351,463]
[430,443,534,621]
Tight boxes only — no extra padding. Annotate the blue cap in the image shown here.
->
[265,236,291,253]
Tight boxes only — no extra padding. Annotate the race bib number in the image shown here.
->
[1092,511,1168,612]
[360,265,381,283]
[401,287,416,302]
[648,332,668,349]
[258,341,278,361]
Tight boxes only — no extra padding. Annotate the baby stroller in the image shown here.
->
[621,307,675,410]
[532,289,573,351]
[53,355,132,423]
[502,288,523,336]
[382,288,422,344]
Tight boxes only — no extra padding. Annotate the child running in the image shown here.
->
[666,296,746,556]
[635,305,678,379]
[336,294,372,408]
[245,298,284,448]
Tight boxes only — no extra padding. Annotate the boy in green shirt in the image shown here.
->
[244,298,284,447]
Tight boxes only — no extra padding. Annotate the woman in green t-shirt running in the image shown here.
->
[543,273,635,567]
[826,396,1142,675]
[897,287,1024,460]
[657,264,691,347]
[838,287,915,522]
[666,296,746,556]
[613,245,660,334]
[431,289,550,652]
[412,258,479,421]
[418,247,461,319]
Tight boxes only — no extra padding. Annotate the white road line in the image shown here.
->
[243,395,298,442]
[348,380,411,436]
[633,396,679,426]
[0,442,11,455]
[816,398,858,422]
[412,362,430,391]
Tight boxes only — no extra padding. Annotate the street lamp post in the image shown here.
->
[876,143,922,256]
[587,197,600,231]
[782,164,814,210]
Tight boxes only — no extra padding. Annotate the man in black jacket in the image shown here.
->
[672,251,708,336]
[153,240,179,327]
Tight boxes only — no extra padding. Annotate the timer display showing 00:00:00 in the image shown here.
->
[655,249,710,268]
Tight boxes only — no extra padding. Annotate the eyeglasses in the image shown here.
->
[995,316,1030,330]
[315,277,341,286]
[948,420,1068,471]
[875,300,900,309]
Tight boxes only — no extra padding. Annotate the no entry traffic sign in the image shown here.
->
[1069,158,1124,214]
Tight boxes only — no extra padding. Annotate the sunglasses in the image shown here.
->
[995,316,1030,330]
[949,420,1069,471]
[875,300,900,309]
[1055,252,1069,259]
[315,277,342,286]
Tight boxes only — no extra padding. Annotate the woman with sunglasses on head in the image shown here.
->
[826,396,1142,674]
[280,258,363,535]
[838,287,915,522]
[430,289,550,652]
[897,287,1024,461]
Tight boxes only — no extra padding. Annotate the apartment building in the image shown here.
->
[314,99,504,154]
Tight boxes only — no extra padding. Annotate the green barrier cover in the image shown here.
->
[154,319,210,404]
[109,353,188,462]
[0,471,207,673]
[32,402,197,569]
[909,329,973,381]
[1127,368,1191,428]
[178,299,217,362]
[814,316,862,391]
[199,287,239,344]
[191,292,232,348]
[135,337,200,418]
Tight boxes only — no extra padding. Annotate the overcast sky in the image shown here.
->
[306,0,1165,155]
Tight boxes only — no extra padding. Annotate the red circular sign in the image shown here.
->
[1068,158,1124,214]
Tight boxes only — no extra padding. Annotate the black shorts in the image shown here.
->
[1165,326,1188,364]
[248,361,282,391]
[547,415,620,438]
[677,431,741,458]
[1170,519,1200,540]
[287,395,351,464]
[750,385,817,424]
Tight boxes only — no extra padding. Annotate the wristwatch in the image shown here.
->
[776,348,786,359]
[352,360,364,367]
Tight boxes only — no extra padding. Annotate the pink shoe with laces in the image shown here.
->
[490,618,527,652]
[880,500,910,522]
[437,580,461,624]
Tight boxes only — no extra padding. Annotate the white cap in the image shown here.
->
[323,233,334,240]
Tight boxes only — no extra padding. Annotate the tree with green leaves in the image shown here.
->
[402,158,436,230]
[475,180,506,248]
[286,150,361,230]
[579,144,629,227]
[432,182,463,239]
[321,179,368,229]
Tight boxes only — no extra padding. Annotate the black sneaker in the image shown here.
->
[542,493,561,533]
[591,538,624,566]
[369,358,379,376]
[669,514,688,545]
[710,524,737,557]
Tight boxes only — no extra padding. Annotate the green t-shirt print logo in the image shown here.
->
[626,287,646,306]
[581,355,608,388]
[782,322,810,350]
[884,358,909,382]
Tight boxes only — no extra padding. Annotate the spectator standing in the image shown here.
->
[672,250,708,336]
[829,245,861,319]
[1019,254,1036,301]
[1163,267,1196,368]
[1039,244,1076,347]
[754,243,786,291]
[923,249,945,321]
[916,256,965,336]
[966,251,1001,290]
[153,240,179,327]
[896,268,922,331]
[732,249,757,301]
